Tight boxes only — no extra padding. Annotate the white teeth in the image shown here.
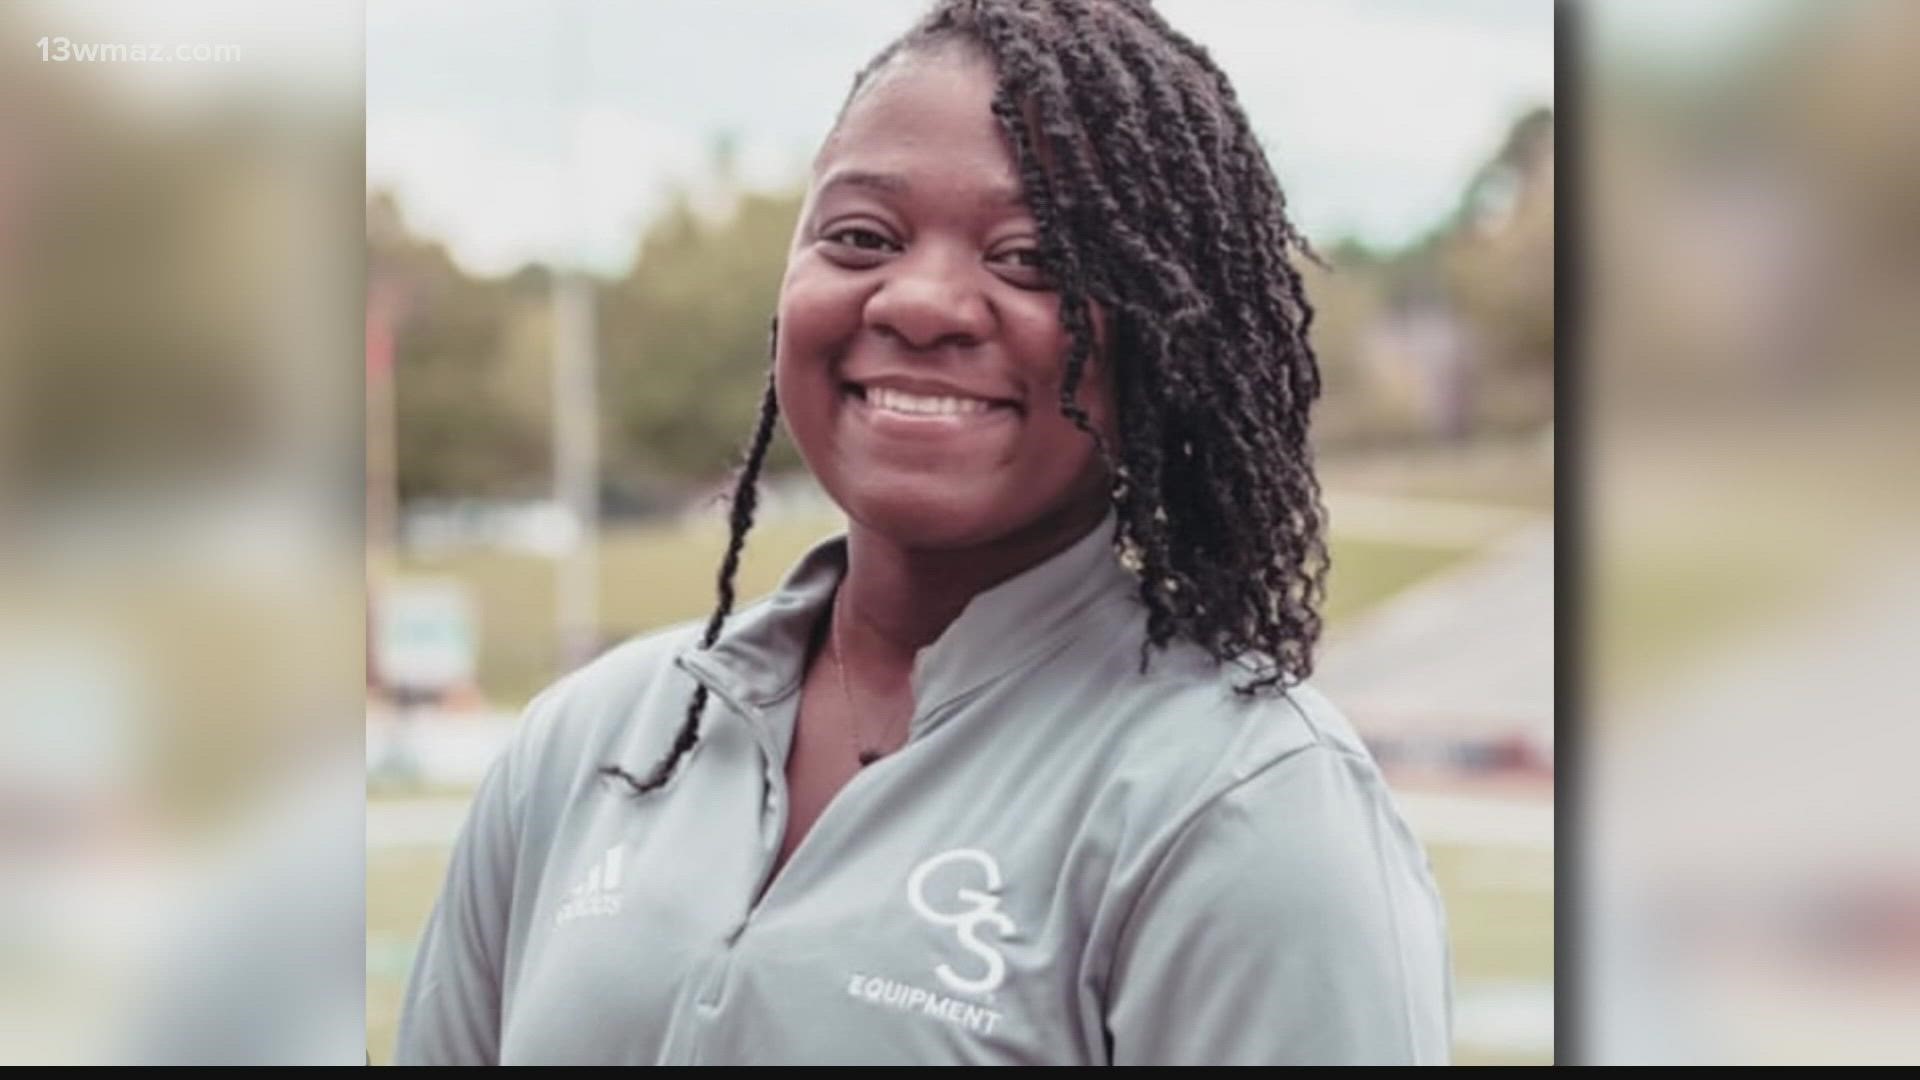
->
[866,386,995,416]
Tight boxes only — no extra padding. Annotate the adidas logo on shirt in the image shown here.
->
[555,845,624,926]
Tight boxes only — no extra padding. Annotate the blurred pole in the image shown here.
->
[552,1,599,674]
[552,270,600,672]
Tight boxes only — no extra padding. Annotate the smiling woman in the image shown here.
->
[781,42,1116,557]
[394,0,1452,1066]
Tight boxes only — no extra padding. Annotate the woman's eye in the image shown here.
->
[824,226,896,252]
[992,246,1052,286]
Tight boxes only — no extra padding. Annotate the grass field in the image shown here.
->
[368,845,453,1065]
[1428,841,1556,1065]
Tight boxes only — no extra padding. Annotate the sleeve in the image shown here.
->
[391,688,557,1066]
[1103,743,1454,1066]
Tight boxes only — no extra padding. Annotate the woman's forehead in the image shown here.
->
[809,46,1020,191]
[818,43,998,152]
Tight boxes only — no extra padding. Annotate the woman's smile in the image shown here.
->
[774,41,1115,550]
[841,375,1022,439]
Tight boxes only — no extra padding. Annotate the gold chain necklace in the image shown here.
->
[828,595,902,767]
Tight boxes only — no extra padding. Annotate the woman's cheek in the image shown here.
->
[776,283,849,379]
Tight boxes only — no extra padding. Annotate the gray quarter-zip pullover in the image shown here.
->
[394,515,1453,1065]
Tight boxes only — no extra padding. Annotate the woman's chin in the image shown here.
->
[846,504,1001,552]
[835,482,1022,552]
[834,478,1109,558]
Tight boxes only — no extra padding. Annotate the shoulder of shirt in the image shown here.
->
[1076,615,1371,765]
[1099,660,1435,926]
[1074,629,1392,846]
[1199,674,1380,808]
[1196,676,1400,825]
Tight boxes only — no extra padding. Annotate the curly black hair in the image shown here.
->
[603,0,1328,796]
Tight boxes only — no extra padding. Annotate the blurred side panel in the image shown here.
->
[1586,0,1920,1064]
[0,0,364,1065]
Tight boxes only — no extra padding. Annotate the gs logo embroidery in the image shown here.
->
[906,848,1018,996]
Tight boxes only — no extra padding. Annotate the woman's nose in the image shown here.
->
[863,245,994,350]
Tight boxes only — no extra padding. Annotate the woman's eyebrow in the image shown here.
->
[817,168,1028,211]
[818,168,910,198]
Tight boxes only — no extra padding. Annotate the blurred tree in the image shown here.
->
[368,191,552,502]
[1444,106,1556,387]
[597,185,804,488]
[1304,106,1558,440]
[1299,248,1387,447]
[1303,108,1555,447]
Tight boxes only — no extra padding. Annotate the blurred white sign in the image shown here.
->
[374,581,476,692]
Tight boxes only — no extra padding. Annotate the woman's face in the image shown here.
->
[776,45,1116,553]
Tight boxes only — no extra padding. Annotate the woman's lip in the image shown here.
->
[842,384,1019,432]
[843,378,1022,411]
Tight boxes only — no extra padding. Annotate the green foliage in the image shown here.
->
[1445,107,1555,379]
[370,180,804,501]
[371,193,555,501]
[597,188,804,485]
[1304,108,1555,447]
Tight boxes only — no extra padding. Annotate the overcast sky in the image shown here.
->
[366,0,1555,277]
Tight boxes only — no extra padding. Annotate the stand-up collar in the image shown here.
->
[675,510,1138,734]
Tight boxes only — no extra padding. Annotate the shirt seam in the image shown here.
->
[1099,711,1426,1060]
[688,518,1132,711]
[1285,688,1424,1061]
[924,589,1141,717]
[682,579,1141,716]
[1096,732,1325,1017]
[1364,754,1421,1063]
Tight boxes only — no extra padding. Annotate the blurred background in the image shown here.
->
[5,0,1915,1068]
[0,0,363,1065]
[1583,0,1920,1065]
[363,0,1554,1066]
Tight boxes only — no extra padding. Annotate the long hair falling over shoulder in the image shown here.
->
[608,0,1328,796]
[599,322,781,797]
[857,0,1330,689]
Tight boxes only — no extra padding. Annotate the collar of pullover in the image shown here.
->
[675,509,1138,735]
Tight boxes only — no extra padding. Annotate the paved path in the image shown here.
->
[1315,520,1555,753]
